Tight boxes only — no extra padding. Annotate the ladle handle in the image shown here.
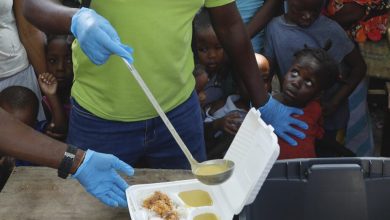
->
[122,58,198,166]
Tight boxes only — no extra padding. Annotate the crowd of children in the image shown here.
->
[0,0,389,188]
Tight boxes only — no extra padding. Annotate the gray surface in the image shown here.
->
[0,167,194,220]
[239,158,390,220]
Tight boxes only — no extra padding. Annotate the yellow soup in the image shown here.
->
[178,190,212,207]
[194,164,228,176]
[193,213,219,220]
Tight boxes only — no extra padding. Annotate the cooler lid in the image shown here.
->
[219,108,280,214]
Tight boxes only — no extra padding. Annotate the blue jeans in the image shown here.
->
[67,92,206,169]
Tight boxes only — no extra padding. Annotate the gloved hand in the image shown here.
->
[72,150,134,207]
[259,95,308,146]
[70,8,133,65]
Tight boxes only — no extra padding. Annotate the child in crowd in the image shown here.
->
[193,64,209,108]
[274,45,339,159]
[193,8,234,107]
[256,53,272,93]
[263,0,366,156]
[41,34,74,140]
[0,86,40,169]
[44,34,73,117]
[324,0,386,156]
[204,53,270,159]
[0,86,39,127]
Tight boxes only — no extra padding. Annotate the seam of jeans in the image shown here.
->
[72,102,99,120]
[144,120,148,147]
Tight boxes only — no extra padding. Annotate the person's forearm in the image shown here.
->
[246,0,284,37]
[331,48,366,107]
[23,0,77,34]
[329,3,365,29]
[0,108,82,174]
[14,0,47,76]
[45,94,68,133]
[208,3,268,108]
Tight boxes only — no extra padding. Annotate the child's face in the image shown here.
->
[255,53,271,92]
[286,0,322,27]
[46,38,73,89]
[282,56,322,107]
[196,27,225,74]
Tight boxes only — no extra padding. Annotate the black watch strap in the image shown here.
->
[58,145,78,179]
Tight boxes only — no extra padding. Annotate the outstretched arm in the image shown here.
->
[0,107,78,171]
[0,108,134,207]
[22,0,76,34]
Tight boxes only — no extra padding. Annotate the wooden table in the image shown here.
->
[0,167,194,220]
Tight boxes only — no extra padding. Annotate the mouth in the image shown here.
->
[207,63,218,69]
[284,88,297,100]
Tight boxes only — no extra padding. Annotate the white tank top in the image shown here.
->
[0,0,29,78]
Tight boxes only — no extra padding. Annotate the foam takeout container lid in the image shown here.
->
[126,108,280,219]
[220,108,279,214]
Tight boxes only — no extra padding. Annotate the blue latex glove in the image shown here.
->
[259,95,308,146]
[72,150,134,207]
[70,8,133,65]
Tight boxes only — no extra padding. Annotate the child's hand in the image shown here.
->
[216,112,243,135]
[198,91,207,107]
[45,123,67,141]
[38,72,58,96]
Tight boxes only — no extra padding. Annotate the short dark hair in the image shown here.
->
[45,34,73,52]
[0,86,39,117]
[293,40,339,90]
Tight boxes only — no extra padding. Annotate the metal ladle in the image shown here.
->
[122,58,234,185]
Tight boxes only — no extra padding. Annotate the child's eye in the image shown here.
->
[198,48,208,53]
[48,58,56,64]
[66,58,72,64]
[291,70,299,77]
[305,80,313,87]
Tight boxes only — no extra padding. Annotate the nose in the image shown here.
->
[207,49,217,59]
[56,59,65,73]
[291,78,302,88]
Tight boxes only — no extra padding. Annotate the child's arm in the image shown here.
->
[246,0,284,38]
[322,47,366,116]
[38,73,68,139]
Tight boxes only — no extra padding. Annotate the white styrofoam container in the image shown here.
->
[126,108,280,220]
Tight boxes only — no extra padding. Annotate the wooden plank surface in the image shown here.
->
[0,167,194,220]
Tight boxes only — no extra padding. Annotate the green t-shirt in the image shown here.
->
[72,0,233,121]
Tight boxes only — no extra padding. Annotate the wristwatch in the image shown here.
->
[58,144,78,179]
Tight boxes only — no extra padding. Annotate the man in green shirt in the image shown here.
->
[24,0,308,169]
